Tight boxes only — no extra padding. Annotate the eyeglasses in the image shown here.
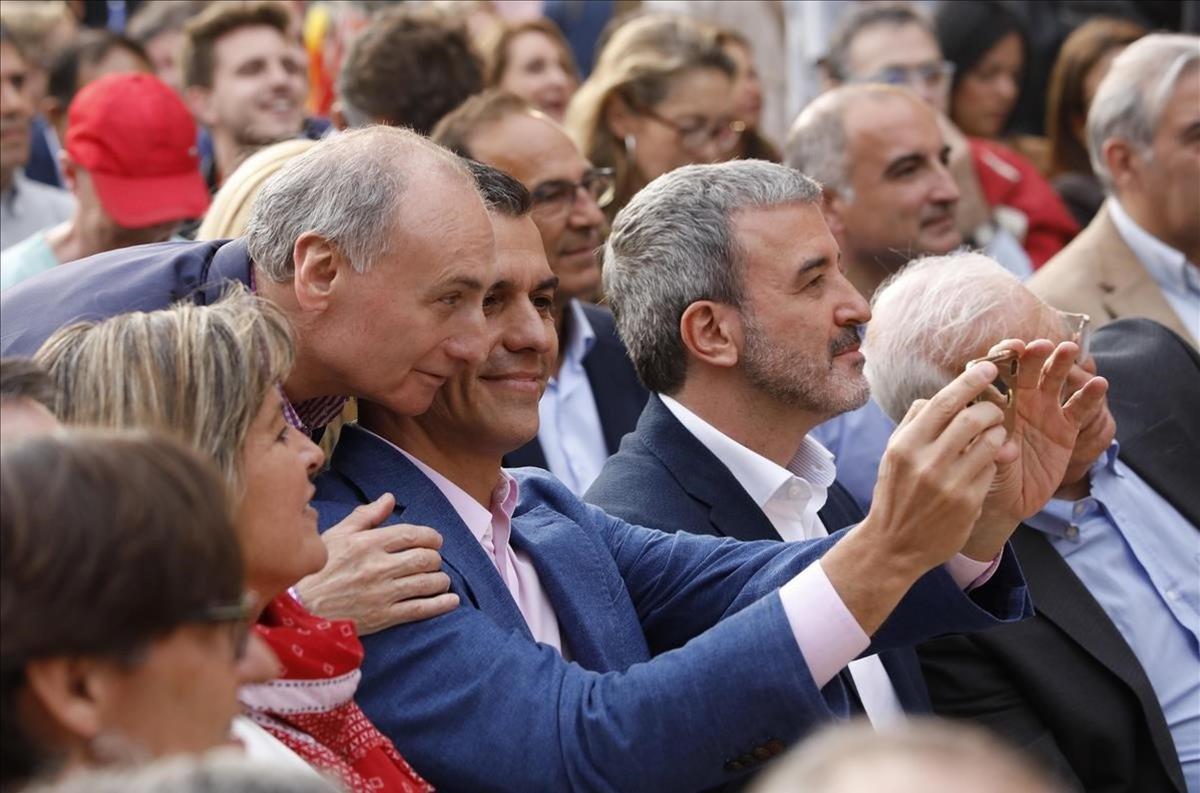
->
[530,167,615,218]
[858,60,956,93]
[634,105,746,155]
[189,593,256,660]
[1057,310,1092,362]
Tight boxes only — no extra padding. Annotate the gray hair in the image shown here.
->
[604,160,821,394]
[245,125,470,281]
[822,1,934,82]
[786,84,926,201]
[1087,33,1200,192]
[863,251,1026,423]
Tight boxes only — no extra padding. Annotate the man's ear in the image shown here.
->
[329,101,349,132]
[679,300,742,370]
[1101,137,1138,193]
[58,151,78,191]
[821,188,848,237]
[292,232,348,313]
[185,85,217,127]
[23,657,108,744]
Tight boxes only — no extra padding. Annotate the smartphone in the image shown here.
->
[966,348,1019,434]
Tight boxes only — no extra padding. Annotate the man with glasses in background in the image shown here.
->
[434,91,647,494]
[818,1,1075,278]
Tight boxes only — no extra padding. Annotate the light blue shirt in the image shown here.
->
[0,231,60,291]
[1108,197,1200,339]
[0,171,73,252]
[537,298,608,496]
[809,396,895,513]
[1026,444,1200,791]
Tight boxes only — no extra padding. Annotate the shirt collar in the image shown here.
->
[354,425,517,544]
[1025,441,1121,537]
[659,394,836,510]
[1107,197,1199,297]
[561,298,597,371]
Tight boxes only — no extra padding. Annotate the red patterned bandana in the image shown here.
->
[240,593,433,793]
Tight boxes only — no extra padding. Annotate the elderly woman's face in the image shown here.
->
[232,390,327,602]
[615,67,738,183]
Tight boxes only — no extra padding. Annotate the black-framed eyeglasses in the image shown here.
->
[530,167,616,217]
[634,105,746,155]
[188,593,256,660]
[857,60,956,93]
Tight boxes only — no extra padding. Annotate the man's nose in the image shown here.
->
[445,308,490,366]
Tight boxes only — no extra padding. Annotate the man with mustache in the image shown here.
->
[781,82,967,510]
[585,156,1082,730]
[313,161,1090,791]
[433,91,647,495]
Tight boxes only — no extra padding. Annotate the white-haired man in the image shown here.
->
[864,250,1198,793]
[1030,33,1199,348]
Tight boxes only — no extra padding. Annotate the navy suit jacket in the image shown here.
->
[503,301,648,469]
[0,237,249,356]
[586,394,933,714]
[314,425,1031,793]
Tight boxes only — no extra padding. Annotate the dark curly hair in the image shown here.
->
[337,7,483,135]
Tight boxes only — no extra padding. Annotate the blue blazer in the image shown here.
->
[0,237,249,356]
[314,425,1031,793]
[503,302,648,469]
[586,395,936,715]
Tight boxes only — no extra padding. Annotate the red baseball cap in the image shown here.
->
[65,72,210,228]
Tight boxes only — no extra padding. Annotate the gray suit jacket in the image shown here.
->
[1029,205,1197,348]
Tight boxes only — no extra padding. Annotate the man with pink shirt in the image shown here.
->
[313,162,1100,793]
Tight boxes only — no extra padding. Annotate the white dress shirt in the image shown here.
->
[537,298,609,495]
[660,395,908,727]
[1108,197,1200,337]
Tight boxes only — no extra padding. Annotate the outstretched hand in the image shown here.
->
[966,339,1108,558]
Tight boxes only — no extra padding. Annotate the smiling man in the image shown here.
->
[181,1,314,191]
[434,91,648,494]
[313,159,1058,793]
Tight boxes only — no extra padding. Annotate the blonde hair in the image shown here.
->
[196,138,318,240]
[563,14,732,219]
[34,288,294,492]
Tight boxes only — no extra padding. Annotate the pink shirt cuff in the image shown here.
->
[945,551,1002,590]
[779,562,870,689]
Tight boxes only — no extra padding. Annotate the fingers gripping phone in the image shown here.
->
[966,349,1020,435]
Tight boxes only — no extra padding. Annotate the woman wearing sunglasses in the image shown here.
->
[36,291,433,793]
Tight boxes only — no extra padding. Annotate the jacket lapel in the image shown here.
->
[1011,526,1181,774]
[636,395,783,542]
[1091,210,1197,344]
[330,426,533,638]
[509,504,642,670]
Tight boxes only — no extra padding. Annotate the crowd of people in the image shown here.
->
[0,1,1196,792]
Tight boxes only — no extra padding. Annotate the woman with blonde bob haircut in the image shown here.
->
[565,14,743,220]
[35,290,434,793]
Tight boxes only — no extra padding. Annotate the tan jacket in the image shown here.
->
[1029,206,1198,348]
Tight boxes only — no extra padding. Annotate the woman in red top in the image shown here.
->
[38,290,436,793]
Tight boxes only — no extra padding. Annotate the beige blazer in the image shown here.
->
[1029,206,1198,348]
